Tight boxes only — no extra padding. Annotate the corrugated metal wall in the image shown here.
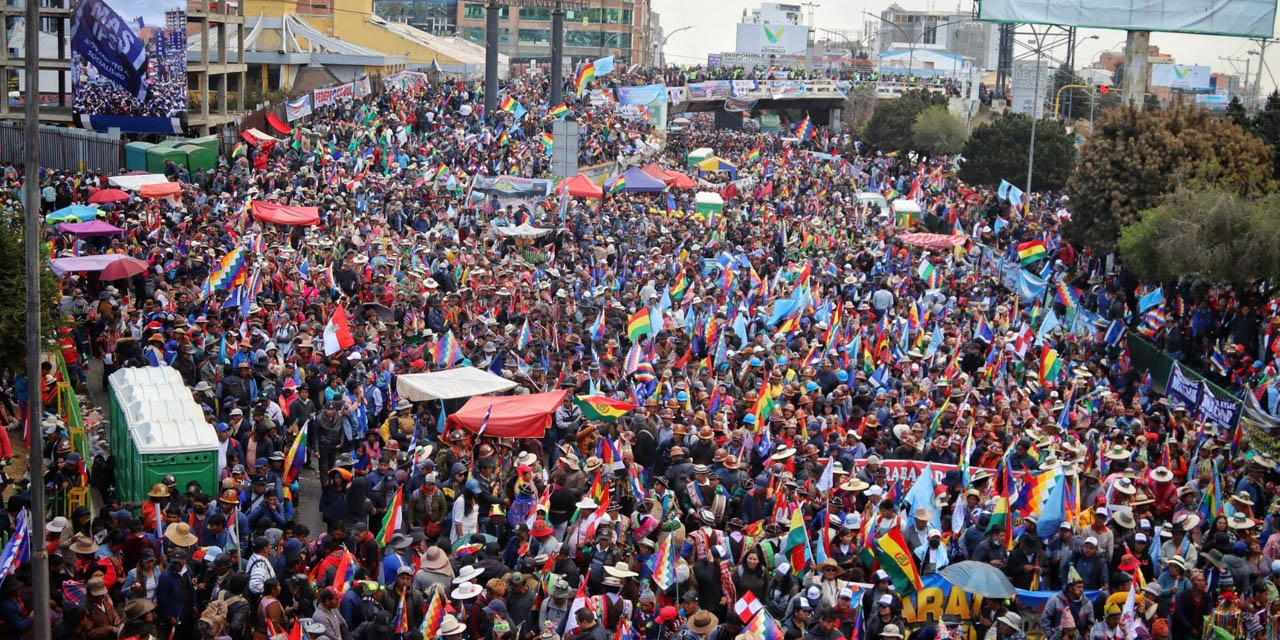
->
[0,121,121,173]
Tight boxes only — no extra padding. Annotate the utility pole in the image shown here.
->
[1250,38,1276,111]
[24,0,51,638]
[1222,55,1252,107]
[550,1,565,107]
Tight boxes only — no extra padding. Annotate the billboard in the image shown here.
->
[1150,64,1212,91]
[71,0,187,134]
[735,23,809,56]
[978,0,1276,39]
[1010,59,1050,118]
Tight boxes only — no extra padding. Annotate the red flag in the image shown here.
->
[323,305,355,356]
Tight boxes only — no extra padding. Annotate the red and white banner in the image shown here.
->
[850,459,996,487]
[323,306,355,355]
[734,592,763,623]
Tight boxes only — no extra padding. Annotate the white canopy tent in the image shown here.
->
[395,366,518,402]
[108,174,172,191]
[493,222,554,238]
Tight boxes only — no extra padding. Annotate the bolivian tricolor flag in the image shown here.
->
[1039,345,1061,385]
[376,486,404,546]
[627,308,652,341]
[873,527,924,593]
[1017,239,1048,265]
[782,509,811,574]
[548,102,569,119]
[573,395,636,422]
[608,174,627,194]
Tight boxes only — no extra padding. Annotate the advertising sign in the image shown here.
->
[1010,59,1050,118]
[978,0,1275,39]
[1150,64,1212,90]
[735,22,810,56]
[71,0,187,134]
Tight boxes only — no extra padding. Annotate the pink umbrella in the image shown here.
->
[88,189,130,204]
[99,256,150,280]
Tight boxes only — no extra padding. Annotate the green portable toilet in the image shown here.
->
[180,144,216,172]
[124,142,156,172]
[146,146,188,173]
[686,147,713,168]
[189,135,221,155]
[108,367,219,504]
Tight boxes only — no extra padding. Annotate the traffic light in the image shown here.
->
[1097,84,1110,95]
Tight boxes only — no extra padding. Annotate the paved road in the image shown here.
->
[84,360,326,534]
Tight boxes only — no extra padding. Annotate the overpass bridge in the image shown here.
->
[669,79,950,129]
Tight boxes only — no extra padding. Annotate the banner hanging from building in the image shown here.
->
[71,0,187,134]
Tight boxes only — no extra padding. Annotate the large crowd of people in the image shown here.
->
[1,60,1280,640]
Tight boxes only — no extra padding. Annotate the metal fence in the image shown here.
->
[0,121,121,173]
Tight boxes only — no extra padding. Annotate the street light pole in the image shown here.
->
[1064,34,1099,120]
[657,26,691,69]
[24,0,51,636]
[1026,26,1049,197]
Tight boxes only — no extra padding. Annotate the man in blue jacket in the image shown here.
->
[155,547,194,640]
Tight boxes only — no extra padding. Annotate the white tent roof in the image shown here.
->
[493,222,554,238]
[396,366,518,402]
[695,192,724,205]
[108,367,218,454]
[108,174,171,191]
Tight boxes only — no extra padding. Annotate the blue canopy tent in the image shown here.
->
[619,167,668,193]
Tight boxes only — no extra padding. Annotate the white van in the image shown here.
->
[857,191,889,213]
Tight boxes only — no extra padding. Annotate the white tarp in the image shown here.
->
[396,366,518,402]
[108,174,172,191]
[493,223,554,238]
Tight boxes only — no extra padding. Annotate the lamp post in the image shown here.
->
[657,25,691,69]
[1024,25,1051,198]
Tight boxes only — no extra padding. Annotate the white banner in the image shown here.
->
[284,95,313,121]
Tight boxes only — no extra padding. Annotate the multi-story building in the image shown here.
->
[373,0,459,34]
[165,8,186,33]
[453,0,654,68]
[875,3,999,71]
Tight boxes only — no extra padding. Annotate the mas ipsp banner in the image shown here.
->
[71,0,187,134]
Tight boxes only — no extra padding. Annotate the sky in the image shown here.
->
[650,0,1280,95]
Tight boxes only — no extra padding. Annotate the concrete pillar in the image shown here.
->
[484,0,499,117]
[1121,30,1150,107]
[550,2,565,106]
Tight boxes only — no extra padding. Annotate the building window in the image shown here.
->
[519,7,550,21]
[519,28,551,44]
[463,26,509,44]
[621,9,632,25]
[462,3,506,20]
[566,29,602,48]
[922,25,937,44]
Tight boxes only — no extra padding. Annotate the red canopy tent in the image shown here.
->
[251,201,321,226]
[640,163,676,186]
[665,170,696,189]
[561,173,603,199]
[139,182,182,199]
[265,112,292,135]
[446,390,567,438]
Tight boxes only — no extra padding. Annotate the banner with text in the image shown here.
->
[71,0,187,134]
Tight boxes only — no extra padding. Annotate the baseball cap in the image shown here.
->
[655,606,679,623]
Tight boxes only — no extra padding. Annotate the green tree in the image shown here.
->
[840,84,879,136]
[956,112,1075,191]
[1226,95,1252,132]
[1250,90,1280,178]
[0,216,63,370]
[1065,105,1275,251]
[911,105,967,158]
[861,89,948,153]
[1118,186,1280,285]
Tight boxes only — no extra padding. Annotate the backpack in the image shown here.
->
[199,592,246,638]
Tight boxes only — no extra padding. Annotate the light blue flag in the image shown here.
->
[1037,308,1060,343]
[1008,185,1025,209]
[997,180,1012,201]
[593,55,616,76]
[649,306,664,333]
[767,298,802,326]
[658,287,672,312]
[903,462,942,531]
[925,325,944,359]
[1036,474,1068,536]
[1139,286,1164,313]
[733,313,749,346]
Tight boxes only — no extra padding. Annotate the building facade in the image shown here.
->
[453,0,654,68]
[373,0,459,34]
[875,3,998,71]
